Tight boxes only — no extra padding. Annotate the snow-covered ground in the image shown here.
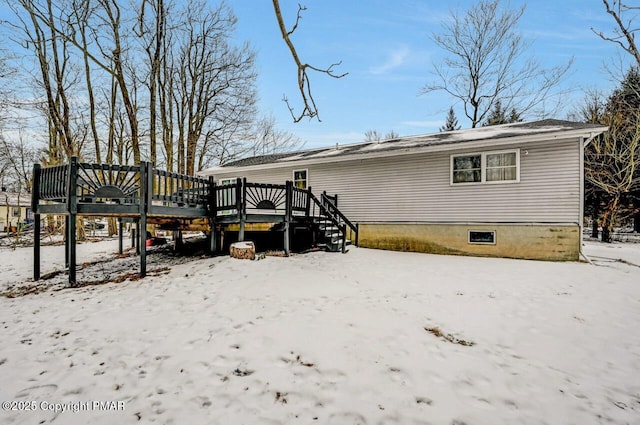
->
[0,240,638,424]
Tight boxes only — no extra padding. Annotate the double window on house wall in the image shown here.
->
[451,149,519,184]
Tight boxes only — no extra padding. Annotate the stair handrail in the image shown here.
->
[320,193,358,238]
[308,192,349,253]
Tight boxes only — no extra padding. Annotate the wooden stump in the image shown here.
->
[230,241,256,260]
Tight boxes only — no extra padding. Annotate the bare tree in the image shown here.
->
[10,0,79,163]
[571,89,608,238]
[364,130,399,142]
[271,1,347,122]
[568,89,608,125]
[585,68,640,242]
[174,1,257,176]
[422,0,572,128]
[363,130,382,143]
[248,113,304,156]
[0,130,38,192]
[71,0,102,162]
[592,0,640,68]
[585,113,639,242]
[136,0,167,166]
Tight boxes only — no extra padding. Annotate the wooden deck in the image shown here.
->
[32,157,358,285]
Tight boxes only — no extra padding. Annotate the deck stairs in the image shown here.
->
[308,192,357,253]
[316,218,349,252]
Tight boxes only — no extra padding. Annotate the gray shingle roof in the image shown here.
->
[218,119,605,168]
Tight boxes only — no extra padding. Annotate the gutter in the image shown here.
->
[201,127,608,176]
[582,128,608,148]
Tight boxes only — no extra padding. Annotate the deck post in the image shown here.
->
[68,215,77,285]
[284,181,292,255]
[34,214,41,280]
[208,176,216,254]
[65,215,70,268]
[118,219,124,254]
[238,178,245,242]
[139,162,149,278]
[132,225,137,250]
[32,164,41,281]
[67,157,79,286]
[355,223,360,247]
[305,186,312,218]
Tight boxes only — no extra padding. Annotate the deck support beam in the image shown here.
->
[32,164,41,281]
[33,214,40,281]
[64,215,70,268]
[67,157,78,286]
[284,181,293,256]
[139,162,151,278]
[238,178,246,242]
[68,214,77,285]
[118,219,124,254]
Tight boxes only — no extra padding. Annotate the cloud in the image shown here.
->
[369,45,411,75]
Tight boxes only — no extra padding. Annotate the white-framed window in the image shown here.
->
[293,169,308,189]
[451,149,519,185]
[219,178,236,186]
[468,230,496,245]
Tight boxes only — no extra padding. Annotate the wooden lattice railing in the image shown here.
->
[77,162,141,204]
[36,164,69,201]
[151,168,210,207]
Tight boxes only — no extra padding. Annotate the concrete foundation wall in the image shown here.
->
[358,223,580,261]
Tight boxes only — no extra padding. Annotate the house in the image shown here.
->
[0,190,31,232]
[200,120,608,261]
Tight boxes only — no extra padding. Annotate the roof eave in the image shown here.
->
[199,126,608,176]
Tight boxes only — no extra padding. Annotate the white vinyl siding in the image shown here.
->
[210,138,582,224]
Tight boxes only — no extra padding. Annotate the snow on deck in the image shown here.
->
[0,240,638,424]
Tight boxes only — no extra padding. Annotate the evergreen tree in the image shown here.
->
[482,100,521,126]
[440,107,461,132]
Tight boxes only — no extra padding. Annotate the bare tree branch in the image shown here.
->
[592,0,640,68]
[422,0,571,127]
[271,0,347,122]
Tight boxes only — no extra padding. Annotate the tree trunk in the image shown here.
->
[601,196,620,243]
[591,197,599,238]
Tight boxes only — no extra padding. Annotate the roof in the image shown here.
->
[0,192,31,207]
[202,119,607,174]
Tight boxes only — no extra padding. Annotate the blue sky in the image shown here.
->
[231,0,630,148]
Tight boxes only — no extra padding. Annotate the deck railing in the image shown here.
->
[151,168,210,207]
[36,164,69,201]
[76,162,141,204]
[32,158,359,284]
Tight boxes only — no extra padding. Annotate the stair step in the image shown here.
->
[316,242,348,253]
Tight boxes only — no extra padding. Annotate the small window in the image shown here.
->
[451,149,519,184]
[468,230,496,245]
[293,169,308,189]
[453,154,482,183]
[12,207,20,217]
[486,152,517,182]
[219,178,236,186]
